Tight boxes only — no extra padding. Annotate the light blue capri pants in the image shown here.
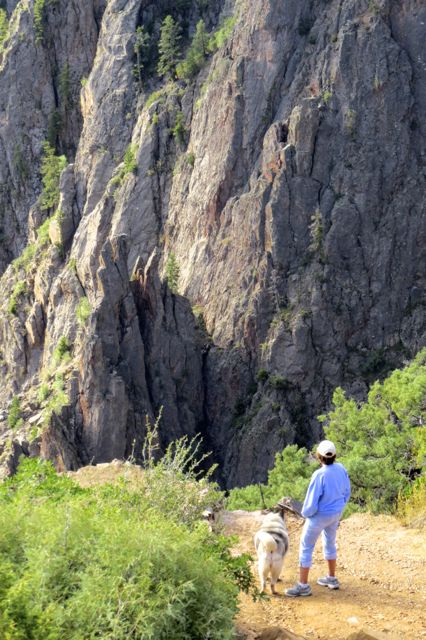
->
[299,511,342,568]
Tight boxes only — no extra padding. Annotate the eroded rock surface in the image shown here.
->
[0,0,425,485]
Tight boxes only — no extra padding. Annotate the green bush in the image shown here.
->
[145,87,168,109]
[12,244,37,274]
[76,297,91,324]
[0,431,254,639]
[0,8,8,48]
[321,348,426,513]
[176,19,208,81]
[40,141,67,211]
[33,0,58,44]
[269,374,291,391]
[256,369,269,383]
[33,0,45,43]
[208,16,236,52]
[228,445,314,510]
[7,397,23,430]
[111,145,138,194]
[186,151,195,167]
[52,336,71,365]
[165,252,180,294]
[36,216,52,245]
[229,350,426,515]
[42,373,69,425]
[123,143,138,174]
[7,280,26,315]
[37,383,50,403]
[172,110,186,145]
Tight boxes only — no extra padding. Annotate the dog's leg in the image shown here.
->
[270,554,284,595]
[258,556,268,593]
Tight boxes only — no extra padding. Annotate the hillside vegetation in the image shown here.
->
[228,349,426,523]
[0,434,256,640]
[0,352,424,638]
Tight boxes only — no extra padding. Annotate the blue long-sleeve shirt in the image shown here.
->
[301,462,351,518]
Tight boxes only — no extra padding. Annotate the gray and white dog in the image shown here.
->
[254,512,289,594]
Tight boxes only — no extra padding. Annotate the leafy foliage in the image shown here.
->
[321,349,426,513]
[33,0,45,43]
[186,151,195,167]
[165,251,180,293]
[7,280,26,315]
[256,369,269,383]
[0,425,256,638]
[0,8,7,48]
[76,297,91,325]
[172,110,186,145]
[40,141,67,211]
[36,217,52,245]
[33,0,58,44]
[228,445,315,510]
[7,397,23,430]
[208,16,236,52]
[11,244,36,274]
[111,144,138,193]
[52,336,71,365]
[176,19,209,81]
[123,143,138,174]
[37,383,50,403]
[229,351,426,516]
[41,372,69,426]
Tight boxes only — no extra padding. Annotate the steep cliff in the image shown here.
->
[0,0,425,485]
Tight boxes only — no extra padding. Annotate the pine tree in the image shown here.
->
[0,8,8,48]
[133,26,150,88]
[176,20,208,81]
[166,252,180,294]
[157,15,182,78]
[192,19,209,59]
[59,63,71,112]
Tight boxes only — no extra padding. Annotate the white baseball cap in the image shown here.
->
[317,440,336,457]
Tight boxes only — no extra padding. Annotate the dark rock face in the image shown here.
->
[0,0,103,271]
[0,0,425,486]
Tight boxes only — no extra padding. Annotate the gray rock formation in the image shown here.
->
[0,0,425,486]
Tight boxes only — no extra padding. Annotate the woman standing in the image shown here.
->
[285,440,351,597]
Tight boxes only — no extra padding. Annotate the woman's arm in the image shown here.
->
[301,472,323,518]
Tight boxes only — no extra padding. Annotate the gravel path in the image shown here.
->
[223,510,426,640]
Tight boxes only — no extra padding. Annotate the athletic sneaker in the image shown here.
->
[285,583,312,597]
[317,576,340,590]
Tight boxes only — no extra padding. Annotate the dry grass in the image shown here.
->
[397,476,426,529]
[66,460,145,489]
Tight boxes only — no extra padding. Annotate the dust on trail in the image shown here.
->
[223,510,426,640]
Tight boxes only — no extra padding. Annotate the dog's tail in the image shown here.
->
[254,530,277,554]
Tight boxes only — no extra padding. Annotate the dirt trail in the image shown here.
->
[224,511,426,640]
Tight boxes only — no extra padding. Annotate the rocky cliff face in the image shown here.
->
[0,0,425,485]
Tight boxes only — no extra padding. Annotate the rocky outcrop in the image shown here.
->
[0,0,425,486]
[0,0,103,270]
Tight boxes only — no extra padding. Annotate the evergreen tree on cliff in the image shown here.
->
[157,15,182,78]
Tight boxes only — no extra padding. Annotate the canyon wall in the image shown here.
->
[0,0,424,485]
